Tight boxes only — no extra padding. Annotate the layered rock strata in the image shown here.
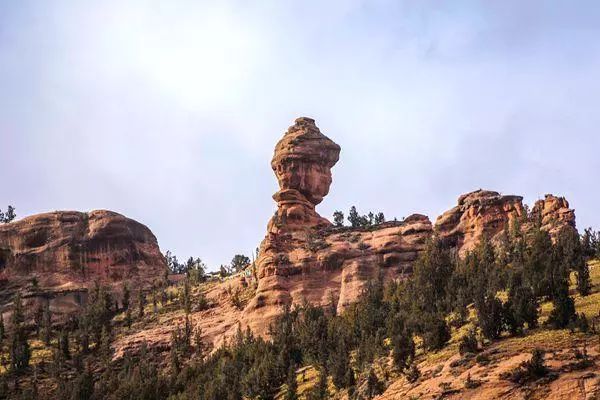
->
[0,210,166,311]
[241,119,578,336]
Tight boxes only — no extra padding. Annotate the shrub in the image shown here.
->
[464,373,481,389]
[458,329,479,355]
[405,364,421,383]
[500,349,548,384]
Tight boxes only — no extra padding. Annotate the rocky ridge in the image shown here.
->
[240,118,577,337]
[0,210,167,313]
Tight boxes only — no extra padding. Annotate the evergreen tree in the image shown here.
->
[329,334,351,389]
[42,301,52,345]
[182,279,192,314]
[504,272,538,334]
[548,287,576,329]
[69,367,94,400]
[59,330,70,360]
[307,366,328,400]
[0,314,4,343]
[374,212,385,225]
[348,206,361,228]
[231,254,251,273]
[557,228,590,296]
[9,292,30,372]
[0,206,16,223]
[138,290,146,319]
[122,283,130,311]
[366,368,383,398]
[333,211,344,227]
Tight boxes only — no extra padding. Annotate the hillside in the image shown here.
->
[0,118,598,400]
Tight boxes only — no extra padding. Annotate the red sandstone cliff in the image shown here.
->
[0,210,167,309]
[239,119,578,337]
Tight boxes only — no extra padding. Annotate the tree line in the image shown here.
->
[333,206,386,228]
[164,251,251,279]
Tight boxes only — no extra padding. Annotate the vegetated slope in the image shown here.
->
[278,261,600,400]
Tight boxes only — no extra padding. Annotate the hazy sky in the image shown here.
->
[2,1,600,269]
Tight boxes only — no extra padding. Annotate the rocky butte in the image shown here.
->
[239,117,577,337]
[0,210,166,315]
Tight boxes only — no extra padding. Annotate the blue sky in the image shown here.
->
[2,1,600,269]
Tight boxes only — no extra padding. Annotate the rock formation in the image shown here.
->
[0,210,166,312]
[435,190,577,255]
[435,190,525,255]
[240,119,579,337]
[243,118,433,335]
[531,194,576,237]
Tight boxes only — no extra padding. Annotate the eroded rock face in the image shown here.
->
[239,120,579,337]
[435,190,525,255]
[269,117,341,232]
[242,118,433,336]
[0,210,166,309]
[531,194,576,237]
[435,190,577,255]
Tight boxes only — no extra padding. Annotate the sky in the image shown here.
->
[2,1,600,270]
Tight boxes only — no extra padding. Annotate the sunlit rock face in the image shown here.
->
[241,118,433,336]
[435,190,577,255]
[0,210,166,314]
[435,189,526,255]
[237,119,580,338]
[268,117,341,232]
[531,194,577,237]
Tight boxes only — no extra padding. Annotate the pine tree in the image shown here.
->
[59,330,70,360]
[138,290,145,319]
[548,287,576,329]
[182,279,192,314]
[366,368,383,398]
[374,212,385,225]
[9,292,30,372]
[69,367,94,400]
[122,283,130,311]
[42,302,52,346]
[329,335,351,389]
[307,366,328,400]
[348,206,361,228]
[333,211,344,227]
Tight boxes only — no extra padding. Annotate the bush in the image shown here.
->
[458,329,479,355]
[464,373,481,389]
[500,349,548,384]
[405,364,421,383]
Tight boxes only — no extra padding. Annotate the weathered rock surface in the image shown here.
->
[0,210,166,310]
[241,118,433,336]
[114,118,582,359]
[435,190,577,255]
[435,189,525,255]
[532,194,577,237]
[239,119,579,337]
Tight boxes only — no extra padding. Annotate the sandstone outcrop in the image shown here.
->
[435,189,525,255]
[435,190,577,255]
[532,194,577,237]
[239,119,579,337]
[0,210,167,311]
[242,118,433,336]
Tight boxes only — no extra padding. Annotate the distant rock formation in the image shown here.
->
[435,190,525,255]
[0,210,166,312]
[531,194,576,237]
[435,190,577,255]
